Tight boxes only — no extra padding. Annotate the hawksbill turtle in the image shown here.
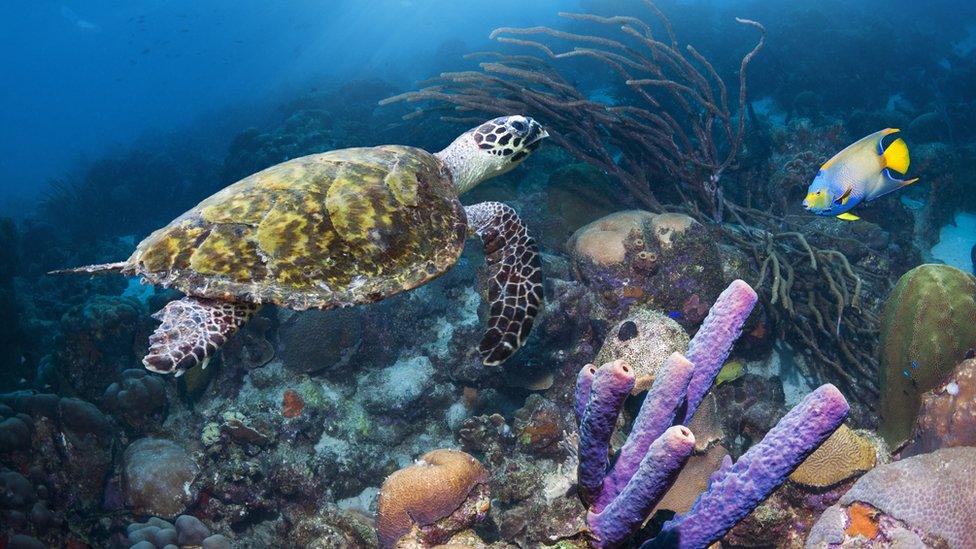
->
[56,116,548,374]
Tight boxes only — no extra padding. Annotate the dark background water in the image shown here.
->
[3,0,974,218]
[0,0,573,216]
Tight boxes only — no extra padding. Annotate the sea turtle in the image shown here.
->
[56,116,548,374]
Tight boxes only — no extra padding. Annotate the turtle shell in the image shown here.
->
[127,145,467,309]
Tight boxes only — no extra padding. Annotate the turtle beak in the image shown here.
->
[525,118,549,149]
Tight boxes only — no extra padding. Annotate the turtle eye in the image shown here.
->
[510,120,527,132]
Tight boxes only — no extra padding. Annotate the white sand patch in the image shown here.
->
[931,212,976,274]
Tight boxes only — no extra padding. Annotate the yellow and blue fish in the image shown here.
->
[802,128,919,221]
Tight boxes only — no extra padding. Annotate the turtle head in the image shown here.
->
[437,115,548,195]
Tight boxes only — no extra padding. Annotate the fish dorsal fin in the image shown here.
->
[821,128,898,172]
[881,135,911,174]
[836,212,861,221]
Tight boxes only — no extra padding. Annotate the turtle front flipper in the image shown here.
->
[465,202,543,365]
[143,297,259,375]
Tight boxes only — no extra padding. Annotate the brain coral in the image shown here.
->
[789,425,879,488]
[122,438,199,518]
[376,449,488,548]
[878,264,976,446]
[806,446,976,548]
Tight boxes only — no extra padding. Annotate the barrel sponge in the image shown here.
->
[376,449,488,548]
[789,425,880,488]
[878,264,976,446]
[806,447,976,548]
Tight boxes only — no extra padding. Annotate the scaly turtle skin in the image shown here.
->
[55,116,548,373]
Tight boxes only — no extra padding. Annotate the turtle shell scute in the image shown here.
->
[127,145,466,309]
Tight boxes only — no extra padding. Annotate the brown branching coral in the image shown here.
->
[383,1,883,404]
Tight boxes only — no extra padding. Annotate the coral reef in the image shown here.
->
[122,438,200,518]
[902,358,976,457]
[593,307,689,394]
[125,515,231,549]
[788,425,878,489]
[878,264,976,446]
[807,447,976,548]
[376,449,489,548]
[9,2,976,547]
[384,2,889,408]
[646,385,850,549]
[57,295,152,400]
[0,392,114,545]
[568,211,725,323]
[102,369,169,434]
[574,279,850,548]
[724,425,887,547]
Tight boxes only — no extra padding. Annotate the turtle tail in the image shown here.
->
[48,261,129,276]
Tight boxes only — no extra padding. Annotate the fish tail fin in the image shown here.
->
[882,135,911,174]
[48,261,128,276]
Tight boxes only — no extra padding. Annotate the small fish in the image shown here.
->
[910,360,918,370]
[803,129,919,221]
[902,368,911,379]
[666,310,682,320]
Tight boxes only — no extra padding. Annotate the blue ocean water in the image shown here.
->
[2,1,976,547]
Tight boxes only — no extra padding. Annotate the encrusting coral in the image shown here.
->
[376,449,490,548]
[574,280,850,548]
[902,358,976,457]
[568,210,725,324]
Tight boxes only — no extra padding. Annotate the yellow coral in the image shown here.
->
[789,425,877,488]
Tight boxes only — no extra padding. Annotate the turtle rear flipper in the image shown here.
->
[143,297,258,375]
[465,202,543,365]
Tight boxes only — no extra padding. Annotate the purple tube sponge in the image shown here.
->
[595,353,694,511]
[588,426,696,548]
[577,360,635,504]
[575,363,598,421]
[574,280,848,548]
[681,279,757,423]
[644,384,850,549]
